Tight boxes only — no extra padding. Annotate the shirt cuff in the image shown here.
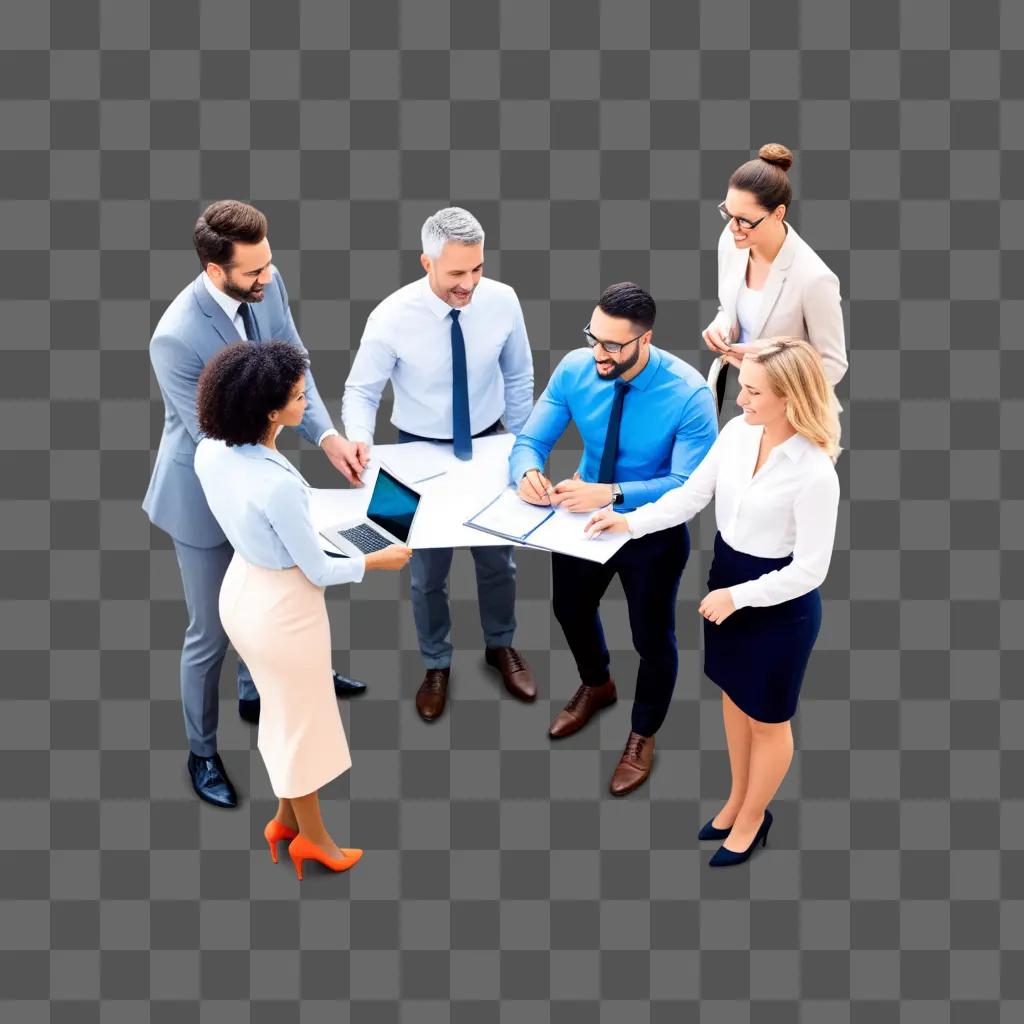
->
[728,581,755,610]
[317,428,340,446]
[344,426,374,446]
[350,555,367,584]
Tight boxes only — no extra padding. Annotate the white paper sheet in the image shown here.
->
[527,505,630,563]
[466,487,555,542]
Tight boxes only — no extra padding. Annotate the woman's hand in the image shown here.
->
[702,321,734,354]
[698,588,736,625]
[584,507,629,537]
[365,545,413,571]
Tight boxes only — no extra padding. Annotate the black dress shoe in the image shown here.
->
[187,753,238,808]
[333,671,368,697]
[238,698,260,724]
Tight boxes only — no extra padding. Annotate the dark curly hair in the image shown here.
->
[197,341,309,447]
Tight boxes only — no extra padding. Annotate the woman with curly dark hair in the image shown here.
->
[194,341,412,879]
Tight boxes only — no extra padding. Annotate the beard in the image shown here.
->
[222,275,266,304]
[594,343,641,380]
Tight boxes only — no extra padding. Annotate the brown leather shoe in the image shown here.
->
[548,678,617,738]
[416,668,449,722]
[610,731,656,796]
[485,646,537,702]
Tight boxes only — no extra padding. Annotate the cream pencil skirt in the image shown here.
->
[219,554,352,798]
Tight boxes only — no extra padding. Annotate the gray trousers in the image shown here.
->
[173,538,258,757]
[410,545,517,668]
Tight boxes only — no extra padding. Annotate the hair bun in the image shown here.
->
[758,143,793,172]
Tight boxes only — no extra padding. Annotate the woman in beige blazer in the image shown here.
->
[703,144,848,411]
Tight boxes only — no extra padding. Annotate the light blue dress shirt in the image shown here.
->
[342,275,534,443]
[508,346,719,511]
[194,439,365,588]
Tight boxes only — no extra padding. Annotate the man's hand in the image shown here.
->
[322,435,371,487]
[551,474,613,513]
[698,588,736,625]
[518,468,554,506]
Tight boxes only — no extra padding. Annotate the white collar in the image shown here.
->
[202,271,243,322]
[421,274,466,320]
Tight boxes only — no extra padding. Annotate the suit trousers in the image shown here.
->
[398,423,516,668]
[173,538,258,756]
[551,524,690,737]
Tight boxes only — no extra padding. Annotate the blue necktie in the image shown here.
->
[449,309,472,460]
[238,302,260,341]
[597,381,627,484]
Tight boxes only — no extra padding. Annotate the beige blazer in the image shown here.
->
[708,223,848,386]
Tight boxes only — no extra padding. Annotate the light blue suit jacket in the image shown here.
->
[142,269,335,548]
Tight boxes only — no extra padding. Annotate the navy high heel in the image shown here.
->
[698,817,732,841]
[708,809,773,867]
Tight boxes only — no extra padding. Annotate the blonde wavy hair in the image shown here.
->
[743,337,842,462]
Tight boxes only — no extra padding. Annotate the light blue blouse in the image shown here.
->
[194,439,365,588]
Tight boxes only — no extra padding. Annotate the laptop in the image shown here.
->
[320,464,421,557]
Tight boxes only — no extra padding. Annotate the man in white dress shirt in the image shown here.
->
[338,207,536,721]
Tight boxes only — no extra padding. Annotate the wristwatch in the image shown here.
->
[610,483,624,506]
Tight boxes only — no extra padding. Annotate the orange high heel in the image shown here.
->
[287,834,363,880]
[263,819,298,863]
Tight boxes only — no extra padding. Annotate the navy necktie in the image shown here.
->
[449,309,472,460]
[238,302,260,341]
[597,381,628,484]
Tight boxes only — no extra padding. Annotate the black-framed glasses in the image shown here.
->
[717,201,768,231]
[582,323,645,355]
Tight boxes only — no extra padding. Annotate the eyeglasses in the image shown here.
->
[718,201,768,232]
[582,323,645,355]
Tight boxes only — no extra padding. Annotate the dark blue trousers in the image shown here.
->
[551,524,690,737]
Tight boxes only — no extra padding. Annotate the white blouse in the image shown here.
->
[734,283,762,346]
[626,415,840,610]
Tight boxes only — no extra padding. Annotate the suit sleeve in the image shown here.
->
[273,269,335,446]
[149,332,204,443]
[802,272,848,387]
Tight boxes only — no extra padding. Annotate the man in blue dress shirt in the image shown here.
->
[142,201,370,808]
[510,283,718,795]
[339,207,537,722]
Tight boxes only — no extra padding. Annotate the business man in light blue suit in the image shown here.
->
[143,200,371,808]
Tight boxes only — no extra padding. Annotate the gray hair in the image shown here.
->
[420,207,485,260]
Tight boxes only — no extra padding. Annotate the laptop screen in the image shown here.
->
[366,467,420,543]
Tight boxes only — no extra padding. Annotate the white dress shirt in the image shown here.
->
[626,415,840,609]
[342,275,534,445]
[194,438,364,588]
[202,272,339,446]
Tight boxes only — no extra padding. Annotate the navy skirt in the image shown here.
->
[703,532,822,723]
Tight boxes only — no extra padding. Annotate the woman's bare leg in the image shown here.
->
[712,691,753,829]
[290,790,344,856]
[274,798,298,831]
[723,716,793,852]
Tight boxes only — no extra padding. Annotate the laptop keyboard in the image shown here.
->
[339,523,392,554]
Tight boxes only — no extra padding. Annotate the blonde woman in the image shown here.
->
[587,338,841,867]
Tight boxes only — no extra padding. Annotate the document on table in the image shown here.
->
[368,441,456,485]
[464,488,631,564]
[465,487,555,543]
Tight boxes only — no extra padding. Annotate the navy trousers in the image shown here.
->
[551,524,690,737]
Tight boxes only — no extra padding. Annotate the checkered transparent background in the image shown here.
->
[1,0,1021,1020]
